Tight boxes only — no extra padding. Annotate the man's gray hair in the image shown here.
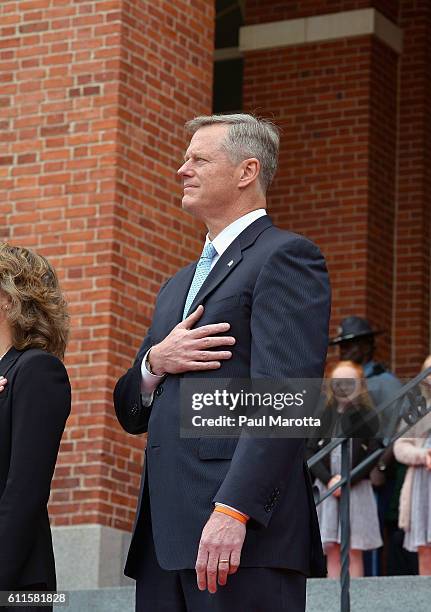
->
[185,113,280,193]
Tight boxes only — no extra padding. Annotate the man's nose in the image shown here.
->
[177,160,193,176]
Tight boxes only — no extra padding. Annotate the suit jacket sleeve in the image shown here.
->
[0,353,71,589]
[113,331,153,435]
[213,237,331,527]
[114,278,171,435]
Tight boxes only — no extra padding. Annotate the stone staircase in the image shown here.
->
[54,576,431,611]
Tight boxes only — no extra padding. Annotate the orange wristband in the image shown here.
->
[214,505,248,524]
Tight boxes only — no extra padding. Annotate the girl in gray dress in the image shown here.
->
[306,361,382,578]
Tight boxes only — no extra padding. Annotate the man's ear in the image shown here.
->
[238,158,261,190]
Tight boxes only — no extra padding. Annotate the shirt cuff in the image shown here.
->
[214,502,249,519]
[141,348,165,394]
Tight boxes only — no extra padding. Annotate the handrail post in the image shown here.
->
[340,437,352,612]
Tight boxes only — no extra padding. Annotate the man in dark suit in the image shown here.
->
[114,113,331,611]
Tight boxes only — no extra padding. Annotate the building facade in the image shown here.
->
[0,0,430,587]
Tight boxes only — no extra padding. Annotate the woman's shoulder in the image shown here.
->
[18,347,62,362]
[7,349,71,419]
[14,348,68,376]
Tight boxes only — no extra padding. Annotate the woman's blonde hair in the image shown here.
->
[325,360,374,410]
[0,244,69,359]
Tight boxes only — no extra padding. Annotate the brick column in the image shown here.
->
[245,0,398,23]
[394,2,431,378]
[241,2,401,366]
[0,0,213,588]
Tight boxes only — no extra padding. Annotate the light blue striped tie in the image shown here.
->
[182,242,217,320]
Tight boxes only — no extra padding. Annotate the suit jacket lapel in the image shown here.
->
[166,263,197,325]
[183,215,273,319]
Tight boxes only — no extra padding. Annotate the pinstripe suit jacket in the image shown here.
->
[114,215,330,578]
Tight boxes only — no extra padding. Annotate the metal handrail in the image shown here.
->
[306,366,431,612]
[308,366,431,474]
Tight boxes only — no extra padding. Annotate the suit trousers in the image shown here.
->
[135,479,306,612]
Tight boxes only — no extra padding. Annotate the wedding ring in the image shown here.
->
[218,559,230,564]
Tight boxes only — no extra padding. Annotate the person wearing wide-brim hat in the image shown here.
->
[330,316,383,347]
[330,315,406,577]
[330,315,401,437]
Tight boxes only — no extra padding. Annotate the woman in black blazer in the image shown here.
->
[0,244,70,609]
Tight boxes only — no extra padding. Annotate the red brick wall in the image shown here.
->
[243,0,431,376]
[394,1,431,378]
[243,33,398,367]
[367,38,398,364]
[1,0,430,534]
[0,0,214,530]
[108,0,213,530]
[246,0,398,25]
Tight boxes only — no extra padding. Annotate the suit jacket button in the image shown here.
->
[156,386,163,396]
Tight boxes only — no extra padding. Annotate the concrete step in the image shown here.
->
[306,576,431,612]
[55,576,431,611]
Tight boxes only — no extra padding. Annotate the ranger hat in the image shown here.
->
[330,316,383,345]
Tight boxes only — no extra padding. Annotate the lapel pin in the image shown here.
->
[227,260,234,267]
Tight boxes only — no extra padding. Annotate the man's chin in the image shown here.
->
[181,196,197,214]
